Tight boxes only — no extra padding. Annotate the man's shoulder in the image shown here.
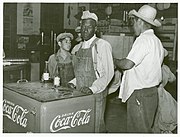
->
[96,38,112,49]
[71,42,82,54]
[96,38,109,43]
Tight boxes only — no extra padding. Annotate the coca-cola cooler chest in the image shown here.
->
[3,82,95,133]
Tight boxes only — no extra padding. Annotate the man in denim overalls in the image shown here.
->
[69,11,114,132]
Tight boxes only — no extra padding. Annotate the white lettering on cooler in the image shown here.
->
[3,99,29,128]
[50,109,91,132]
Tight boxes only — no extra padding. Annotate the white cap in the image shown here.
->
[81,10,98,22]
[56,32,73,42]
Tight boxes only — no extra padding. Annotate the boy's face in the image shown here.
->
[59,37,72,51]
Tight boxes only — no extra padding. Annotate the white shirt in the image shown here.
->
[119,29,164,102]
[70,35,114,94]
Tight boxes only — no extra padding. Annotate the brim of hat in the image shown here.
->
[57,33,73,42]
[82,17,98,22]
[129,10,161,27]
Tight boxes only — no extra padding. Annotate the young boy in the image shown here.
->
[47,32,75,87]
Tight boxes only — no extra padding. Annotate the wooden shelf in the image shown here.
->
[104,32,133,36]
[158,30,175,34]
[156,19,177,61]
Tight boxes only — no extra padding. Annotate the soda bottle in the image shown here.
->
[54,76,60,88]
[43,61,49,83]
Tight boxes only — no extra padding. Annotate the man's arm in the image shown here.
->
[114,58,135,70]
[89,40,114,93]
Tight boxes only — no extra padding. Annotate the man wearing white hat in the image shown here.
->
[69,10,114,132]
[114,5,165,133]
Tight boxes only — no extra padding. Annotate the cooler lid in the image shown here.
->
[3,82,86,102]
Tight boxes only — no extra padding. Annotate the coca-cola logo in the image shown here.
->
[50,109,92,132]
[3,99,29,128]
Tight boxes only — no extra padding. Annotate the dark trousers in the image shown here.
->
[94,90,108,133]
[127,87,158,133]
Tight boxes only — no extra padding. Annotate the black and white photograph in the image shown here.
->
[1,0,178,136]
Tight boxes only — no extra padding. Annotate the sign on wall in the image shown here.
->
[17,3,40,35]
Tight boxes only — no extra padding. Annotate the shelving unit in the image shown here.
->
[97,19,133,36]
[156,18,177,61]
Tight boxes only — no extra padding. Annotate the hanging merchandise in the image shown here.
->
[41,32,44,45]
[74,6,86,20]
[67,5,71,25]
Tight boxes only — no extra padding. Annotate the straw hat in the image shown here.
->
[56,33,73,42]
[129,5,161,27]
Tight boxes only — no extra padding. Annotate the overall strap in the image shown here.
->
[55,52,59,63]
[90,37,99,49]
[90,38,100,77]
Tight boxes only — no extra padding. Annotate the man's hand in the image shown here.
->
[66,83,76,89]
[80,87,93,95]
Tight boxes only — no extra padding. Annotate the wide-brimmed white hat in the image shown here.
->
[129,5,161,27]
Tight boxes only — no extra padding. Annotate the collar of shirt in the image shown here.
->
[82,34,96,49]
[140,29,154,36]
